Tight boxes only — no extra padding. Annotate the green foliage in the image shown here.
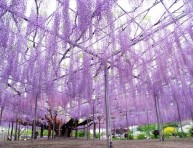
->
[86,132,91,138]
[71,131,75,137]
[150,134,159,139]
[43,130,48,136]
[177,131,187,138]
[22,129,32,136]
[112,137,126,140]
[137,124,156,133]
[127,131,134,140]
[164,133,171,138]
[189,127,193,137]
[95,133,100,139]
[129,133,134,140]
[22,129,49,137]
[137,133,146,140]
[78,131,85,137]
[163,122,178,128]
[100,132,106,137]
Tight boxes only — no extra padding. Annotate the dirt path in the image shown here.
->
[0,138,193,148]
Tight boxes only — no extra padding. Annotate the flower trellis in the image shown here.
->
[0,0,193,146]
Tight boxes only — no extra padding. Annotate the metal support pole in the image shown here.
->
[3,130,5,142]
[58,122,61,137]
[113,122,116,138]
[52,121,55,139]
[14,121,18,141]
[176,101,184,136]
[146,110,150,138]
[126,110,129,140]
[154,92,162,140]
[18,123,20,140]
[32,89,39,141]
[10,122,14,141]
[40,124,44,138]
[99,117,101,140]
[0,106,4,126]
[104,62,112,148]
[190,109,193,125]
[27,123,28,140]
[87,118,89,140]
[93,100,95,143]
[7,122,10,140]
[84,125,86,139]
[94,123,96,139]
[75,119,78,139]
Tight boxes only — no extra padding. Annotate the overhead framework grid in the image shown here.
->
[0,0,193,147]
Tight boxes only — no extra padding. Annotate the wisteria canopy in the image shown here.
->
[0,0,193,131]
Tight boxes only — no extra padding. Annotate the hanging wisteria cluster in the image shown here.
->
[0,0,193,131]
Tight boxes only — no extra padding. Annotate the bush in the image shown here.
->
[95,133,100,139]
[137,133,146,140]
[189,127,193,137]
[150,134,159,139]
[78,131,85,137]
[177,131,187,138]
[129,133,134,140]
[164,127,176,137]
[164,133,171,139]
[153,130,160,138]
[163,122,178,128]
[112,137,126,140]
[137,124,156,132]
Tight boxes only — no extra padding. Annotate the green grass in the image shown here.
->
[112,137,127,140]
